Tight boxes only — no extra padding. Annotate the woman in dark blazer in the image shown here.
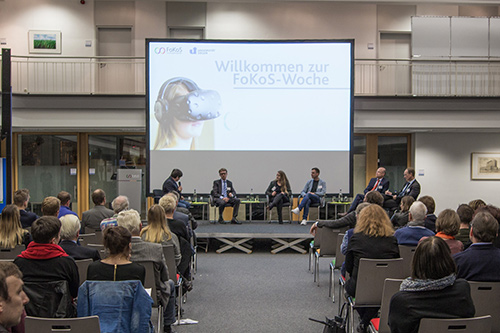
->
[265,170,291,224]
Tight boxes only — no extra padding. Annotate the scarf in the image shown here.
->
[18,242,68,260]
[436,232,455,240]
[400,273,456,292]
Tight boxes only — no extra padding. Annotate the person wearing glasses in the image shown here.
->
[212,168,241,224]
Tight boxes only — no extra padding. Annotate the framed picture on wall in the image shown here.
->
[28,30,61,54]
[471,152,500,180]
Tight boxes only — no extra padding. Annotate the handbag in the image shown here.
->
[309,302,347,333]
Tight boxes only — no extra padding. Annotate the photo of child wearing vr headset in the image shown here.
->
[153,77,221,150]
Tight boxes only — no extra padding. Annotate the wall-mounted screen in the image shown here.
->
[147,39,353,195]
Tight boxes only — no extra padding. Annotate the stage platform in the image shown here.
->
[195,221,313,254]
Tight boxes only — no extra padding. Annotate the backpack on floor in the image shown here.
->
[309,302,347,333]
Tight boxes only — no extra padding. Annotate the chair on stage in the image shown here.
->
[0,245,24,259]
[298,195,326,221]
[313,228,340,286]
[266,194,293,223]
[368,278,404,333]
[468,281,500,333]
[417,316,492,333]
[25,315,100,333]
[209,192,234,223]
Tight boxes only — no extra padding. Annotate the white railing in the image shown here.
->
[3,55,500,96]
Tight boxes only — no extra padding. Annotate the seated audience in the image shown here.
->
[389,236,475,333]
[391,196,414,229]
[41,196,60,217]
[432,209,464,255]
[394,202,435,246]
[474,205,500,248]
[309,191,384,235]
[87,226,145,284]
[140,205,182,266]
[57,191,78,219]
[265,170,292,224]
[82,189,114,232]
[117,210,177,333]
[59,214,100,261]
[14,216,79,298]
[14,189,38,229]
[0,262,30,331]
[419,195,437,232]
[345,204,400,332]
[468,199,486,212]
[166,192,193,242]
[456,204,474,246]
[100,195,129,231]
[454,212,500,281]
[0,205,32,249]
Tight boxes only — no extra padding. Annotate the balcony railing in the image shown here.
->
[3,55,500,96]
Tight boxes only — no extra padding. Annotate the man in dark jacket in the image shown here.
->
[59,214,100,261]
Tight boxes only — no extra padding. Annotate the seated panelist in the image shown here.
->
[212,168,241,224]
[266,170,292,224]
[292,167,326,225]
[346,167,389,215]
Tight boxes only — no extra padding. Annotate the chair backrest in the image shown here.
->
[75,259,93,287]
[398,245,416,278]
[334,233,345,269]
[85,244,107,259]
[377,278,404,333]
[134,260,159,307]
[83,229,103,244]
[153,189,163,204]
[418,315,492,333]
[468,281,500,333]
[25,315,100,333]
[162,244,178,284]
[24,280,76,318]
[78,233,102,247]
[354,258,406,306]
[318,228,339,257]
[0,245,24,259]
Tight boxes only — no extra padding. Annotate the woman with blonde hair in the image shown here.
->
[140,204,181,265]
[345,204,400,332]
[0,204,32,249]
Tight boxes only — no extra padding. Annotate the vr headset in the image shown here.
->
[154,77,221,123]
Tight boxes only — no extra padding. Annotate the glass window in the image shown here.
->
[17,135,78,216]
[88,135,146,218]
[378,136,408,193]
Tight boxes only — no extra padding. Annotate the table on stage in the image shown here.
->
[325,201,351,220]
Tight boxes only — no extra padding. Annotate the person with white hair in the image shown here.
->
[394,201,435,246]
[59,214,100,261]
[100,195,129,231]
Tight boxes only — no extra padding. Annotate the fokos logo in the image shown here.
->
[154,46,183,55]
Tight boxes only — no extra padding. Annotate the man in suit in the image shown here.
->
[344,167,389,215]
[14,189,38,229]
[162,168,190,209]
[117,209,177,333]
[81,189,114,232]
[454,211,500,281]
[212,168,241,224]
[384,167,421,211]
[59,214,100,261]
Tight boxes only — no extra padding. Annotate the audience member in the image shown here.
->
[419,195,437,232]
[468,199,486,212]
[87,226,145,284]
[391,196,415,228]
[344,167,389,215]
[292,167,326,225]
[14,216,79,298]
[474,205,500,248]
[456,204,474,246]
[82,189,114,232]
[41,196,60,217]
[57,191,78,219]
[14,189,38,229]
[116,210,177,333]
[0,262,29,331]
[100,195,129,231]
[265,170,292,224]
[59,214,100,261]
[344,204,400,332]
[212,168,241,224]
[384,167,421,211]
[166,192,193,242]
[140,205,181,266]
[394,201,434,246]
[389,237,475,333]
[0,205,32,249]
[454,212,500,281]
[162,168,191,209]
[310,191,384,235]
[431,209,463,255]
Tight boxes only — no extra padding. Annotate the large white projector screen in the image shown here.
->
[147,39,353,195]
